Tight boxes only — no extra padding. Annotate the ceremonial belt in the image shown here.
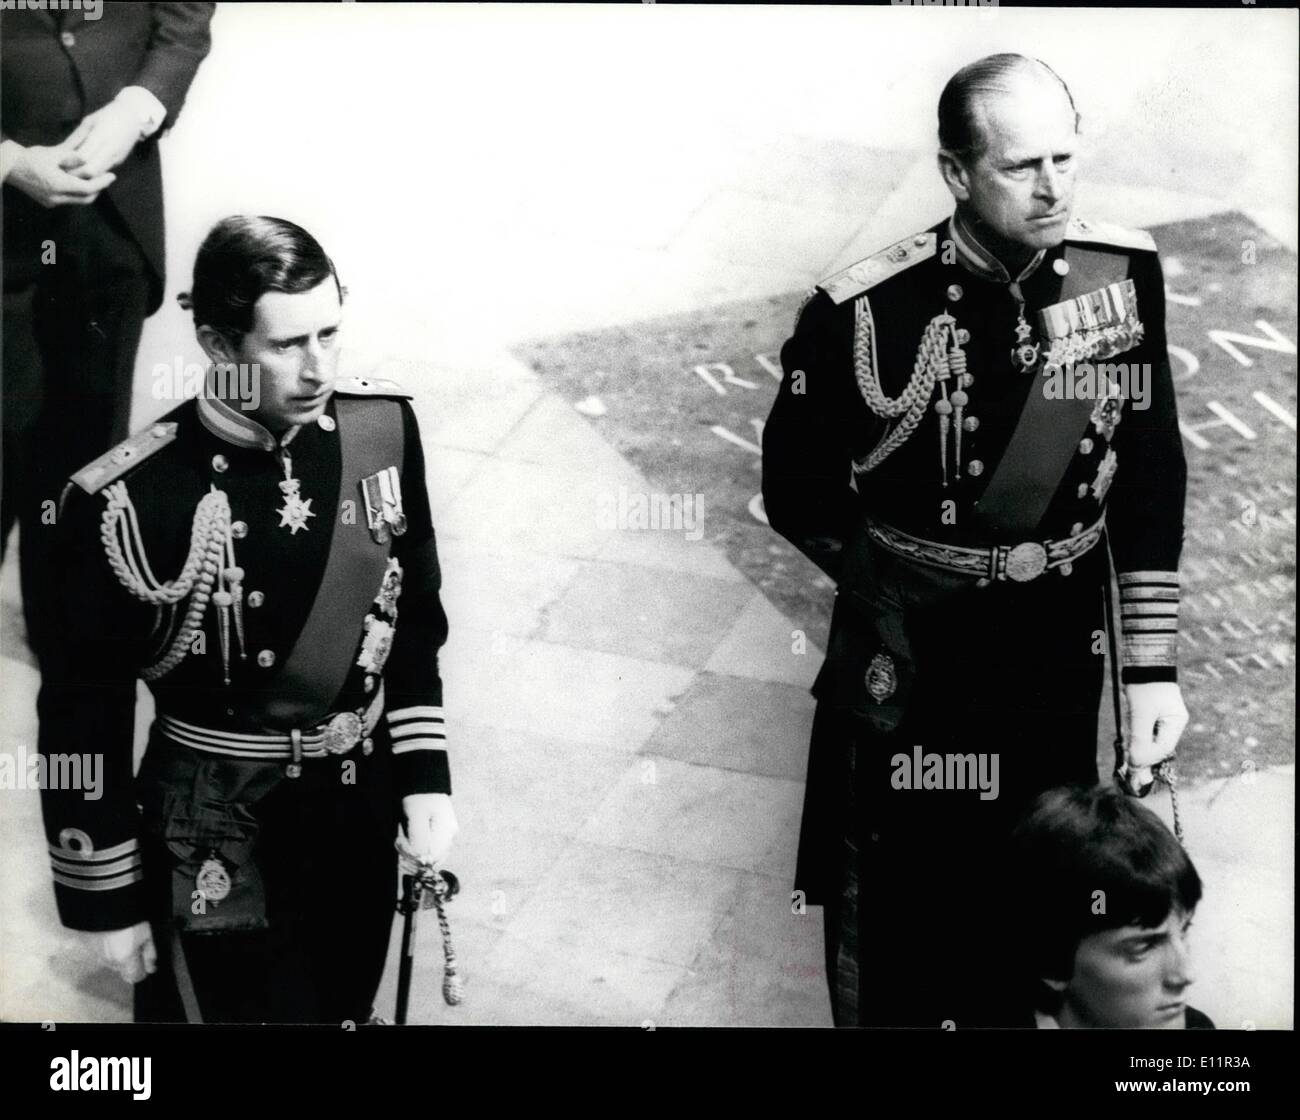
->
[865,515,1105,583]
[158,684,385,761]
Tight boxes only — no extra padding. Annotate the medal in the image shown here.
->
[196,855,231,903]
[361,467,407,544]
[865,652,898,703]
[276,449,315,534]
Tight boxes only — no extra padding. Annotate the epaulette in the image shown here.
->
[1065,217,1157,253]
[820,232,938,305]
[333,376,413,400]
[70,422,179,495]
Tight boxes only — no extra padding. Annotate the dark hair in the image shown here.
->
[179,215,342,342]
[1001,785,1201,1004]
[938,52,1081,162]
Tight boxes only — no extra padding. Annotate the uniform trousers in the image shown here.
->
[133,723,401,1025]
[1,192,149,665]
[820,544,1108,1028]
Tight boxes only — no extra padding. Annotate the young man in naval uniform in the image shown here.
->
[36,216,458,1023]
[762,54,1190,1028]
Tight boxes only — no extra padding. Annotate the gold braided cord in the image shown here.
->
[854,305,954,474]
[99,483,231,680]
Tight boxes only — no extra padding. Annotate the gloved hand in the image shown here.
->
[1120,681,1189,796]
[398,793,458,869]
[90,920,156,984]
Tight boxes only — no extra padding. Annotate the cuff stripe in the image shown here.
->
[53,869,144,892]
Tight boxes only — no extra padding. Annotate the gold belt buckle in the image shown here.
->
[320,710,363,755]
[1004,541,1048,582]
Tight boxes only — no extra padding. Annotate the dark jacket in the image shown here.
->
[1,2,215,309]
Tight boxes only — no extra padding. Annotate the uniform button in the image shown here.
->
[317,414,336,432]
[1077,483,1089,499]
[976,578,991,589]
[967,459,984,476]
[60,30,76,48]
[1079,437,1094,455]
[247,591,265,608]
[1070,522,1085,536]
[1060,562,1074,577]
[947,284,963,302]
[363,675,375,693]
[151,424,169,438]
[913,235,928,247]
[362,738,374,756]
[231,520,248,539]
[956,328,971,345]
[1053,258,1070,276]
[963,416,979,433]
[257,649,276,668]
[212,454,229,473]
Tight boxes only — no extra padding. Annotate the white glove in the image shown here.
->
[90,920,156,984]
[1122,681,1189,794]
[397,793,458,870]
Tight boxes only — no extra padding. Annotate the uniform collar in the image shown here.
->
[197,368,301,452]
[950,210,1046,285]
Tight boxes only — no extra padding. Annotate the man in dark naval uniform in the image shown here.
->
[1,2,215,664]
[762,54,1190,1028]
[36,216,458,1023]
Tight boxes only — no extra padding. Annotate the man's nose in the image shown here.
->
[301,340,327,384]
[1036,164,1063,203]
[1163,933,1196,991]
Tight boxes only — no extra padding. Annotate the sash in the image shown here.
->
[256,398,404,726]
[969,247,1130,538]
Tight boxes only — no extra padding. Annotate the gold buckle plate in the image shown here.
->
[320,711,363,755]
[1004,542,1048,582]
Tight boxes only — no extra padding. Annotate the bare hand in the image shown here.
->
[398,793,459,868]
[60,101,142,179]
[6,143,115,207]
[91,921,157,984]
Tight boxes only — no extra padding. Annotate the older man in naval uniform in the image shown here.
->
[762,54,1189,1028]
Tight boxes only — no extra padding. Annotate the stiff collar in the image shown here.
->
[196,367,300,452]
[949,210,1046,285]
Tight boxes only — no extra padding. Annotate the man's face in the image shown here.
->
[229,279,343,433]
[955,77,1079,253]
[1058,908,1197,1028]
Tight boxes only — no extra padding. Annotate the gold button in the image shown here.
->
[212,454,229,473]
[257,649,276,668]
[362,738,374,756]
[60,30,76,48]
[1071,522,1084,536]
[963,416,979,433]
[1060,562,1074,577]
[956,328,971,345]
[976,577,991,589]
[1053,258,1070,276]
[914,235,928,247]
[231,520,248,539]
[967,459,984,476]
[317,415,336,432]
[151,424,169,438]
[947,284,963,302]
[247,591,264,608]
[1079,437,1094,454]
[1077,483,1089,499]
[363,675,375,693]
[286,763,302,779]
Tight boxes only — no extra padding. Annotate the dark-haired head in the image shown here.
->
[1001,785,1202,1020]
[939,53,1080,164]
[180,216,343,344]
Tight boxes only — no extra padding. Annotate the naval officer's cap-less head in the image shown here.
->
[937,54,1082,271]
[185,216,346,435]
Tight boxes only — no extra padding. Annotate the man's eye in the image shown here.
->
[273,342,297,353]
[1054,155,1074,167]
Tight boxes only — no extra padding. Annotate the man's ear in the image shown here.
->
[937,149,972,202]
[196,324,238,368]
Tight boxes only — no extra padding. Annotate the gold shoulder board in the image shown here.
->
[70,422,179,495]
[334,376,413,399]
[820,232,938,305]
[1066,218,1157,253]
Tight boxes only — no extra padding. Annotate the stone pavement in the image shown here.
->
[0,4,1293,1028]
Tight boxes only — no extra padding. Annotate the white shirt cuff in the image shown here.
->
[114,86,168,139]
